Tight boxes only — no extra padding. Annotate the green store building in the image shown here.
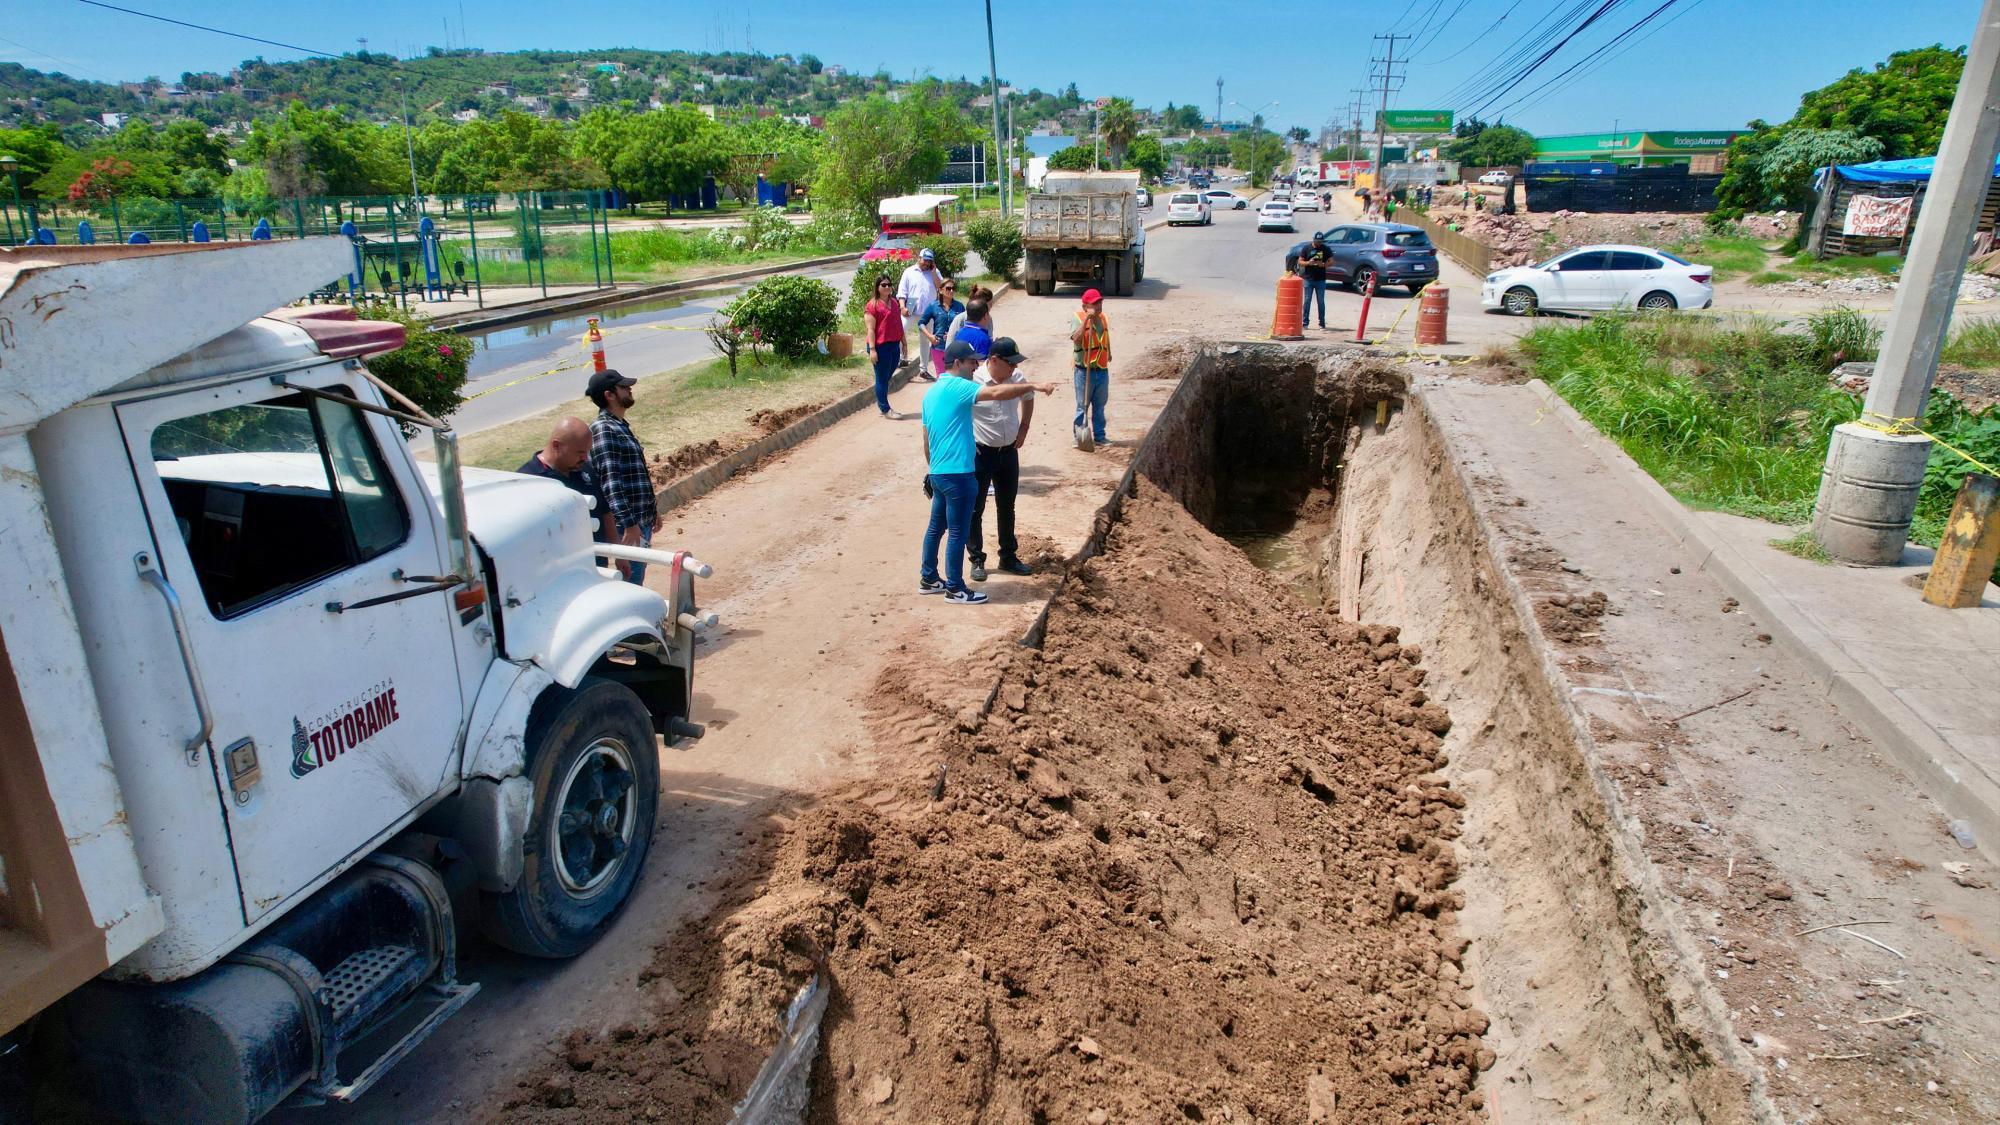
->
[1533,130,1746,166]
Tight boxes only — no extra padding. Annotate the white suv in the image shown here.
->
[1166,192,1212,226]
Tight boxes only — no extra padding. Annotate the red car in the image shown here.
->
[863,193,958,262]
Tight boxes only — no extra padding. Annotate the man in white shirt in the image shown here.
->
[897,248,942,379]
[966,336,1037,582]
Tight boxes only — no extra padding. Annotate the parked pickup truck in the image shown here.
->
[0,238,712,1124]
[1022,170,1148,297]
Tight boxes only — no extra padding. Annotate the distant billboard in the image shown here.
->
[935,144,989,185]
[1380,109,1454,133]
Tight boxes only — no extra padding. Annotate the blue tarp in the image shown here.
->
[1822,156,2000,183]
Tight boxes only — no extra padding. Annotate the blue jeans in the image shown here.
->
[1073,366,1109,442]
[624,525,652,585]
[1301,275,1328,327]
[920,472,977,592]
[871,339,901,414]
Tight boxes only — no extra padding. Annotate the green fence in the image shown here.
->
[1,191,619,311]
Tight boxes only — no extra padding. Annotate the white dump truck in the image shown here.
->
[1022,169,1148,297]
[0,238,711,1123]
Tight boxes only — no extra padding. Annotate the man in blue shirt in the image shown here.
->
[919,340,1053,603]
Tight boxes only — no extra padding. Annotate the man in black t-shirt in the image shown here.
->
[1296,231,1334,330]
[518,416,626,576]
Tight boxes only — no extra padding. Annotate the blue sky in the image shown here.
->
[5,0,1985,137]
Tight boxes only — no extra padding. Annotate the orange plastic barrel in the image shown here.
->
[1271,275,1304,340]
[1415,286,1450,345]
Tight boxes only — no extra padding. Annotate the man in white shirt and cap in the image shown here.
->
[965,336,1037,582]
[897,247,942,379]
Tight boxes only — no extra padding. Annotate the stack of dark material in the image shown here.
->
[1524,165,1722,214]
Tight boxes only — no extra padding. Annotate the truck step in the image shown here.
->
[309,979,479,1106]
[320,945,419,1028]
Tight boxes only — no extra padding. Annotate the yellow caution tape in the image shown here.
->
[1852,411,1999,476]
[464,358,587,401]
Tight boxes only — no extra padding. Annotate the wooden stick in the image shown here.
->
[1808,1052,1867,1061]
[1858,1008,1928,1026]
[1797,919,1893,937]
[1670,685,1759,723]
[1838,927,1906,959]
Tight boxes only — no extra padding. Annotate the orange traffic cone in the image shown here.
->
[1271,275,1304,340]
[586,317,607,373]
[1416,286,1450,345]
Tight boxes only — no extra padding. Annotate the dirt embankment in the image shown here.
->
[1426,205,1799,267]
[647,399,836,489]
[498,482,1487,1123]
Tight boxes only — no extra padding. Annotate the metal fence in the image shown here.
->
[1,191,619,310]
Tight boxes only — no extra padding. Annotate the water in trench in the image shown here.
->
[459,287,733,373]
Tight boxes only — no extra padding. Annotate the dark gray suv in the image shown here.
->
[1289,223,1439,295]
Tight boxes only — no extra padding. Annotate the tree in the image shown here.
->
[1099,97,1137,167]
[614,105,728,203]
[1229,118,1282,185]
[1791,45,1962,159]
[1717,127,1882,217]
[1127,135,1167,181]
[799,53,824,75]
[1445,124,1534,167]
[242,102,401,196]
[716,116,822,202]
[1287,126,1310,145]
[813,81,974,211]
[1048,144,1096,172]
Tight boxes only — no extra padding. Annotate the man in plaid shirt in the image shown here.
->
[586,369,660,585]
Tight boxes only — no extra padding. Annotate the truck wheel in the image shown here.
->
[480,677,659,958]
[1133,255,1146,284]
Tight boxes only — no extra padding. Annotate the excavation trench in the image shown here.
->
[501,345,1752,1124]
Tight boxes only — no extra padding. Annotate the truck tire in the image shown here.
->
[479,677,659,958]
[1133,253,1145,285]
[1107,254,1130,297]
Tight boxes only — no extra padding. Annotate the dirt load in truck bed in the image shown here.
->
[498,482,1485,1123]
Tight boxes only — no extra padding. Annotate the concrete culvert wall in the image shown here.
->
[1137,344,1755,1123]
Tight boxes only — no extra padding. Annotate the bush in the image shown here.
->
[354,305,472,426]
[725,274,839,360]
[964,214,1024,280]
[847,258,903,330]
[795,207,874,252]
[912,233,969,277]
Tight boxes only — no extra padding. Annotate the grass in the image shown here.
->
[1662,234,1768,282]
[1941,316,2000,367]
[1770,530,1832,563]
[1788,251,1903,277]
[1748,270,1798,286]
[1519,311,1998,578]
[460,353,867,472]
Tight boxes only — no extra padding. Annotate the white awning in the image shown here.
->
[877,193,959,218]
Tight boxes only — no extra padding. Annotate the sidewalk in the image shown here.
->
[1527,379,2000,858]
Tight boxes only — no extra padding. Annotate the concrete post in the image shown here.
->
[1814,0,2000,563]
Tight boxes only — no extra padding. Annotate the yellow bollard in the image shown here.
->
[1921,472,1999,609]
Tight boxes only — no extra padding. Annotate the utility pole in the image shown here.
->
[983,0,1006,216]
[1006,98,1015,215]
[1216,77,1224,132]
[397,74,422,210]
[1093,105,1102,171]
[1812,0,2000,563]
[1370,34,1408,186]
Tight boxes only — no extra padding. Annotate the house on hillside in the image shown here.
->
[452,108,480,123]
[823,64,846,78]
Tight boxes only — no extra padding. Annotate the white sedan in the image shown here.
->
[1256,199,1295,232]
[1203,190,1249,210]
[1292,193,1322,212]
[1482,244,1714,315]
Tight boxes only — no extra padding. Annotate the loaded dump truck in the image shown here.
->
[0,238,712,1123]
[1022,170,1148,297]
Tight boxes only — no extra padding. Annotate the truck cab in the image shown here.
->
[0,239,711,1124]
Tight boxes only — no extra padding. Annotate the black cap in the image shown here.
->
[989,337,1028,364]
[942,339,979,363]
[587,369,636,397]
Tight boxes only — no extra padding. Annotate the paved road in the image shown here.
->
[450,259,862,435]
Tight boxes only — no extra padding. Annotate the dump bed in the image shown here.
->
[1025,171,1142,250]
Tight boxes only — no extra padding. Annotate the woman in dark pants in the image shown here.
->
[863,275,905,419]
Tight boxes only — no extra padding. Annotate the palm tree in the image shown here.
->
[1100,97,1137,168]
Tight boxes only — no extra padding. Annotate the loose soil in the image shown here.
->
[499,483,1488,1123]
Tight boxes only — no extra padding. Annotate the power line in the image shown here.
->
[1434,0,1603,111]
[1409,0,1477,60]
[1414,0,1524,65]
[1455,0,1636,122]
[1503,0,1706,119]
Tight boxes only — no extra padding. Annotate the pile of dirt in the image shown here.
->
[498,482,1486,1123]
[748,401,824,435]
[651,438,727,486]
[1426,207,1797,268]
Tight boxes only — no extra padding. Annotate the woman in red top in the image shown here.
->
[863,275,906,419]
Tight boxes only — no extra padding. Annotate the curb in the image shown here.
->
[435,251,867,333]
[1417,381,1782,1123]
[1525,378,2000,863]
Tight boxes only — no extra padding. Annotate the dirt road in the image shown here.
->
[282,211,1278,1125]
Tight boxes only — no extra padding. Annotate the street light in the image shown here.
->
[1230,100,1279,184]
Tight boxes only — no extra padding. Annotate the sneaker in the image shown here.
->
[881,410,897,420]
[969,561,988,582]
[944,588,989,605]
[1074,424,1095,452]
[998,558,1035,576]
[919,577,947,595]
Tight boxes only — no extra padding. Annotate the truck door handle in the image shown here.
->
[135,550,214,764]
